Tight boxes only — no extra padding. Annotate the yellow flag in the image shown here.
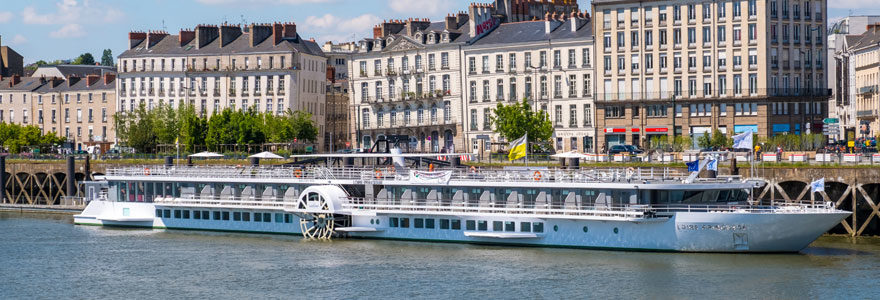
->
[508,134,527,161]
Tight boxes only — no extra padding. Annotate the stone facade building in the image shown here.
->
[116,23,328,147]
[0,35,24,77]
[349,1,590,153]
[0,73,117,151]
[845,25,880,137]
[463,12,594,154]
[592,0,828,149]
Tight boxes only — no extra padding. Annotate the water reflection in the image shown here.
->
[1,212,878,299]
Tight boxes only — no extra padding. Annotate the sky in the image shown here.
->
[0,0,876,64]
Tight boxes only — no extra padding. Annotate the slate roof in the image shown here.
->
[470,19,592,47]
[0,77,46,91]
[37,65,116,77]
[119,32,324,59]
[33,77,115,93]
[848,29,880,51]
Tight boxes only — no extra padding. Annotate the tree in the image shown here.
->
[73,53,95,65]
[101,49,114,66]
[490,99,553,144]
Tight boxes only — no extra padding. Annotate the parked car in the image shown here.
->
[608,145,644,155]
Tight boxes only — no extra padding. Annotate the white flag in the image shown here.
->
[811,178,825,193]
[732,130,754,149]
[706,159,718,171]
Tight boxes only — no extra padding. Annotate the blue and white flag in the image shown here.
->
[706,159,718,171]
[686,160,700,172]
[811,178,825,193]
[732,130,754,149]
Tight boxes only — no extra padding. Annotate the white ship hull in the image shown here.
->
[75,200,849,252]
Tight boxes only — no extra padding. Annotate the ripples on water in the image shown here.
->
[1,212,879,299]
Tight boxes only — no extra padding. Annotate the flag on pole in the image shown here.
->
[732,130,754,149]
[706,159,718,171]
[811,178,825,193]
[686,160,700,172]
[508,134,527,161]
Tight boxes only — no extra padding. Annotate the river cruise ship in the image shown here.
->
[74,155,849,253]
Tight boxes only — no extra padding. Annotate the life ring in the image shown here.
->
[470,166,477,173]
[144,168,151,176]
[533,171,542,181]
[294,169,303,178]
[429,164,435,171]
[375,169,383,179]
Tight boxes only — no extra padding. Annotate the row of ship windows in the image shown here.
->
[387,217,545,233]
[156,209,294,223]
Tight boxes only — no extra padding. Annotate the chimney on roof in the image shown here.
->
[103,73,115,85]
[67,75,80,87]
[179,29,195,46]
[445,14,457,31]
[147,30,169,48]
[128,31,147,49]
[219,24,242,47]
[373,20,405,39]
[282,22,297,40]
[250,23,273,47]
[195,24,219,49]
[86,74,100,87]
[50,77,63,88]
[544,11,562,34]
[272,23,284,45]
[456,12,469,28]
[405,18,431,37]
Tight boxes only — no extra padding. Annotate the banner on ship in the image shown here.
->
[409,170,453,184]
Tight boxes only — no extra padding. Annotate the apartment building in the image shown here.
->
[846,26,880,137]
[463,12,594,154]
[116,22,328,147]
[0,35,24,77]
[322,42,356,152]
[829,16,880,139]
[0,73,117,151]
[350,1,583,153]
[592,0,828,149]
[33,74,117,149]
[349,16,469,152]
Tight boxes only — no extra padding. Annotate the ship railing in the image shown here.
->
[105,166,703,184]
[341,198,839,216]
[341,197,651,219]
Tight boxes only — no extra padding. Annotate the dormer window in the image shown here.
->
[442,33,449,43]
[387,37,394,44]
[428,34,436,44]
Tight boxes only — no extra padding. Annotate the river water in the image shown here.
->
[1,212,879,299]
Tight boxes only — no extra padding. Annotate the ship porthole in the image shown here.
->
[376,219,380,225]
[583,226,588,233]
[613,227,619,234]
[370,219,374,224]
[553,225,558,232]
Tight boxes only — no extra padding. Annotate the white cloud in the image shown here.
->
[304,13,381,43]
[49,23,85,38]
[388,0,455,17]
[829,0,878,9]
[0,11,12,23]
[22,0,124,25]
[11,34,28,45]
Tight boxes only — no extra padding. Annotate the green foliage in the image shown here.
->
[0,123,65,153]
[697,129,732,149]
[490,99,553,143]
[100,49,114,66]
[115,105,318,153]
[646,135,693,152]
[758,133,826,151]
[72,53,95,65]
